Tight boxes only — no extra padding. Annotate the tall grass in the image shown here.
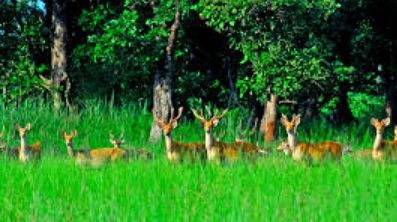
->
[1,101,396,221]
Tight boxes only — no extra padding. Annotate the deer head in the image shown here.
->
[280,114,301,134]
[109,131,125,148]
[153,107,184,136]
[61,130,77,146]
[192,106,228,133]
[15,123,31,138]
[277,140,292,156]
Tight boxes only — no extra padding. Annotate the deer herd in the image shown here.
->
[1,106,397,166]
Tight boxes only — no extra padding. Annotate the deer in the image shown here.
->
[192,107,265,163]
[15,123,42,163]
[153,107,206,163]
[279,114,344,163]
[370,106,397,161]
[109,131,153,160]
[61,130,126,167]
[233,118,270,155]
[0,126,19,158]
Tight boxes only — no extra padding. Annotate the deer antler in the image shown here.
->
[192,109,206,122]
[171,107,183,123]
[217,128,226,141]
[118,131,124,141]
[212,109,228,121]
[109,131,116,141]
[153,110,165,126]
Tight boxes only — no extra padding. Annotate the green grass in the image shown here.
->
[1,101,397,221]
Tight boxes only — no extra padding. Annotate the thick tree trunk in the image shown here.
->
[41,0,69,112]
[260,93,278,145]
[148,0,181,143]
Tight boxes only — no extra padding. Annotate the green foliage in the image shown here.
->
[0,0,48,103]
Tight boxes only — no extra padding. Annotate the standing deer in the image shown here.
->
[153,107,206,163]
[279,114,343,163]
[109,131,153,160]
[192,108,265,163]
[15,123,42,163]
[61,130,126,167]
[371,106,397,161]
[0,126,19,158]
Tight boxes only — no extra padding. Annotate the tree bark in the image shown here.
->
[148,0,181,142]
[260,93,278,145]
[40,0,69,113]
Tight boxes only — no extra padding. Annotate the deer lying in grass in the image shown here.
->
[232,118,270,156]
[16,123,42,163]
[109,131,153,160]
[153,107,206,163]
[62,130,126,167]
[192,108,265,163]
[278,114,343,163]
[0,126,19,158]
[370,110,397,161]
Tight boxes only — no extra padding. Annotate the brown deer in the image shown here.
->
[279,114,343,163]
[109,131,153,160]
[233,118,270,155]
[0,126,19,158]
[153,107,206,163]
[371,106,397,161]
[61,130,125,167]
[16,123,42,163]
[192,108,265,163]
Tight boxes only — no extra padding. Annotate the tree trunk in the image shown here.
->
[260,93,278,145]
[41,0,69,113]
[148,0,181,143]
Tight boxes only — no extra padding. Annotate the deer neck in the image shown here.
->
[287,131,298,151]
[205,130,214,152]
[165,133,174,154]
[67,142,76,158]
[373,132,383,151]
[20,135,28,161]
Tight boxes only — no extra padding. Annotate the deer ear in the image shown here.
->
[370,118,378,126]
[212,119,219,126]
[26,123,31,130]
[293,115,301,127]
[199,120,205,127]
[61,131,66,137]
[110,139,116,145]
[171,121,178,129]
[383,117,391,127]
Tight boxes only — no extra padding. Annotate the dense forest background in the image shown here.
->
[1,0,396,142]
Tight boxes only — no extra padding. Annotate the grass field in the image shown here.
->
[1,101,397,221]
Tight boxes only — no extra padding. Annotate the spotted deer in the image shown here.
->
[61,130,125,167]
[192,108,265,163]
[109,131,153,160]
[153,107,206,163]
[15,123,42,163]
[279,114,343,163]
